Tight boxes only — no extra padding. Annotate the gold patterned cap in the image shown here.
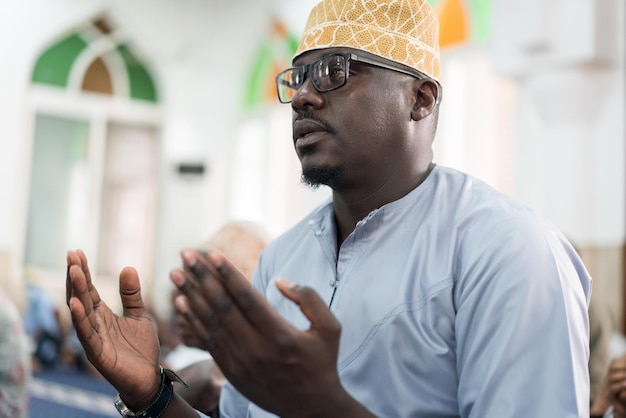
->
[295,0,441,83]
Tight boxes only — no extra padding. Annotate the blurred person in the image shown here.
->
[591,354,626,418]
[23,267,63,370]
[0,289,30,418]
[570,241,613,407]
[165,221,270,416]
[65,0,592,417]
[589,291,613,405]
[198,221,271,279]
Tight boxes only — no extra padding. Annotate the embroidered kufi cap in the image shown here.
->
[295,0,441,83]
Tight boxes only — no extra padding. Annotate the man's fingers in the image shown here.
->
[119,267,145,318]
[77,249,103,309]
[171,261,254,351]
[182,249,278,325]
[174,294,214,351]
[174,251,274,357]
[204,251,307,344]
[276,279,341,339]
[68,296,102,356]
[68,264,99,332]
[66,252,76,306]
[66,250,86,305]
[67,250,102,309]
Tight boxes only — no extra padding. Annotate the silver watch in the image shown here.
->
[114,394,138,417]
[113,367,186,418]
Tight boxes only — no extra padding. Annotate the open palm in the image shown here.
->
[67,250,161,406]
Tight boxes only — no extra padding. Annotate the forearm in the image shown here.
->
[161,393,207,418]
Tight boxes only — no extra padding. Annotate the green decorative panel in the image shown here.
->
[244,27,299,109]
[244,44,275,109]
[117,44,158,103]
[32,34,88,87]
[468,0,492,43]
[426,0,443,8]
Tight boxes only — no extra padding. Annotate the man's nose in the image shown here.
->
[291,77,324,110]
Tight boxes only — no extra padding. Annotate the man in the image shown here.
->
[66,0,592,417]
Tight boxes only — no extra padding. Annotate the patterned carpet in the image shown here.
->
[29,368,118,418]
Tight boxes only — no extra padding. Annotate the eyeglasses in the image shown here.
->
[275,52,422,104]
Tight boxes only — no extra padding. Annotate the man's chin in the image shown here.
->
[301,166,342,189]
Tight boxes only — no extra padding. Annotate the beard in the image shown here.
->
[301,166,343,189]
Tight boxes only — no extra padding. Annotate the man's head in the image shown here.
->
[278,0,442,191]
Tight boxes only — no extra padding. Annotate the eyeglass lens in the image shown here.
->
[276,54,349,103]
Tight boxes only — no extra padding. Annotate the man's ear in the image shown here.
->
[410,79,440,121]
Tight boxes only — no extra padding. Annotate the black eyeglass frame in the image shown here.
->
[275,52,423,104]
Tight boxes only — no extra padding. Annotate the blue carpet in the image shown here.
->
[29,368,118,418]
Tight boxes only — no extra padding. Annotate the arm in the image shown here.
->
[171,249,376,418]
[173,358,225,415]
[66,250,200,418]
[454,224,590,416]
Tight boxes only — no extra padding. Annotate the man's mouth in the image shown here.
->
[293,119,329,145]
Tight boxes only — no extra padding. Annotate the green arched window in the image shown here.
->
[31,17,158,102]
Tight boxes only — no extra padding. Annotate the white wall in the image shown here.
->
[491,0,625,246]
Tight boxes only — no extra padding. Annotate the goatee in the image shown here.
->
[301,166,342,189]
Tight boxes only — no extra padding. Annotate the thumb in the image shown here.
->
[275,279,341,339]
[119,266,145,318]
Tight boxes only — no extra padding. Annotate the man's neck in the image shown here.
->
[331,162,435,245]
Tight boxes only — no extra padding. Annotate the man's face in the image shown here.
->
[290,48,415,191]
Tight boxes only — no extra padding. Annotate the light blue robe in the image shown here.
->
[219,165,591,417]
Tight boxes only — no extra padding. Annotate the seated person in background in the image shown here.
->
[591,353,626,418]
[589,292,613,405]
[166,221,270,416]
[0,289,30,418]
[571,242,613,407]
[23,267,63,371]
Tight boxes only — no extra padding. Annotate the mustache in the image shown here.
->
[293,111,335,133]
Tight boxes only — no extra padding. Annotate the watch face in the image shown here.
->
[114,394,135,417]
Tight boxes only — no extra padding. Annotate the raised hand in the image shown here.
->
[66,249,161,410]
[170,249,376,418]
